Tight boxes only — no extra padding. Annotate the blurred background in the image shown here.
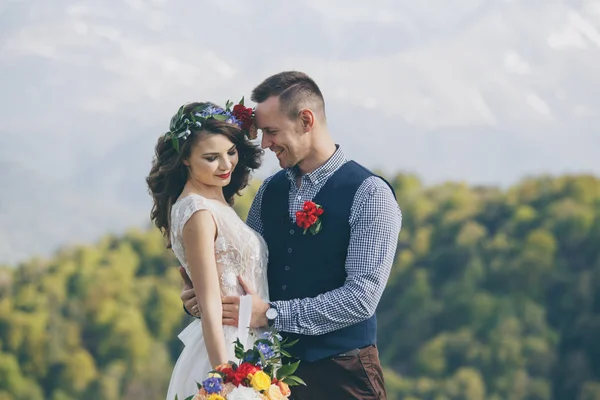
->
[1,0,600,399]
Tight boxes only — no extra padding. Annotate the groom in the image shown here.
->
[181,71,402,399]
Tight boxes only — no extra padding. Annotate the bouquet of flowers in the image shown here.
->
[179,330,305,400]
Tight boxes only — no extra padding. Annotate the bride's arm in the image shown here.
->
[182,210,228,368]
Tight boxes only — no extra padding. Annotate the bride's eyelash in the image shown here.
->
[205,149,237,162]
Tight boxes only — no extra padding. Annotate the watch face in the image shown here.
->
[266,308,278,320]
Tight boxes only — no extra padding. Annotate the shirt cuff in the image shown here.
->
[271,300,294,332]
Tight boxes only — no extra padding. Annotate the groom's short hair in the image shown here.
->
[251,71,326,121]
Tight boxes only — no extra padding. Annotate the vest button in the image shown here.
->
[284,266,290,271]
[289,229,295,235]
[287,248,292,253]
[282,285,287,290]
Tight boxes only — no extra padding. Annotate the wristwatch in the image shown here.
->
[266,303,278,327]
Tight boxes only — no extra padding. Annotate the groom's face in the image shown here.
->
[255,96,308,169]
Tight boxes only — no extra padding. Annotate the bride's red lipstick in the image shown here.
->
[217,172,231,179]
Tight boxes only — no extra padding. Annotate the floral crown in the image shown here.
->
[164,97,257,153]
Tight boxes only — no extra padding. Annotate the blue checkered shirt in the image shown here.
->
[246,146,402,335]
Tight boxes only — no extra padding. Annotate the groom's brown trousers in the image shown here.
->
[290,344,386,400]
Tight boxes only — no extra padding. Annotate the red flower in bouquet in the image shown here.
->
[295,201,324,235]
[233,362,260,386]
[214,363,236,383]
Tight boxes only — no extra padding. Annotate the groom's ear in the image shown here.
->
[298,108,315,133]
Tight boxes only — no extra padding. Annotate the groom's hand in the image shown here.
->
[179,266,198,316]
[221,276,269,328]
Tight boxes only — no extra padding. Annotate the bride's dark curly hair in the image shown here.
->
[146,102,263,247]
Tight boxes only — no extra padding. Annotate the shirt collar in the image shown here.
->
[285,145,347,185]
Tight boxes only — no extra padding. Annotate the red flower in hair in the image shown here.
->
[232,104,254,131]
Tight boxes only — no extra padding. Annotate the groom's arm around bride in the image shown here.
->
[181,71,401,400]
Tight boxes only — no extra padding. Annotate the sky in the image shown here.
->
[1,0,599,263]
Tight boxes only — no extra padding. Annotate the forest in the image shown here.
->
[1,173,599,400]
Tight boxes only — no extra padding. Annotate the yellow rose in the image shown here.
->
[265,384,284,400]
[206,395,225,400]
[250,371,272,392]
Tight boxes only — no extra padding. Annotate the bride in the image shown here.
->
[146,100,269,400]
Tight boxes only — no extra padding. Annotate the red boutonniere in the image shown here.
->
[295,201,324,235]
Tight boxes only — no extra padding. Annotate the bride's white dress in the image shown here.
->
[166,194,269,400]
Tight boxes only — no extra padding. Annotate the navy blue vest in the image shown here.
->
[261,160,395,362]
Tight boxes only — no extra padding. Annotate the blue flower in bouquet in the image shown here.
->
[257,342,275,359]
[201,376,223,394]
[261,331,283,343]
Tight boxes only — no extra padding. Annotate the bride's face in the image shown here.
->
[184,132,239,188]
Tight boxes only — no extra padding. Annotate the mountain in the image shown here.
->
[1,0,599,263]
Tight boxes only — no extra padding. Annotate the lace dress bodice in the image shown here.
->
[170,193,269,301]
[166,194,269,400]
